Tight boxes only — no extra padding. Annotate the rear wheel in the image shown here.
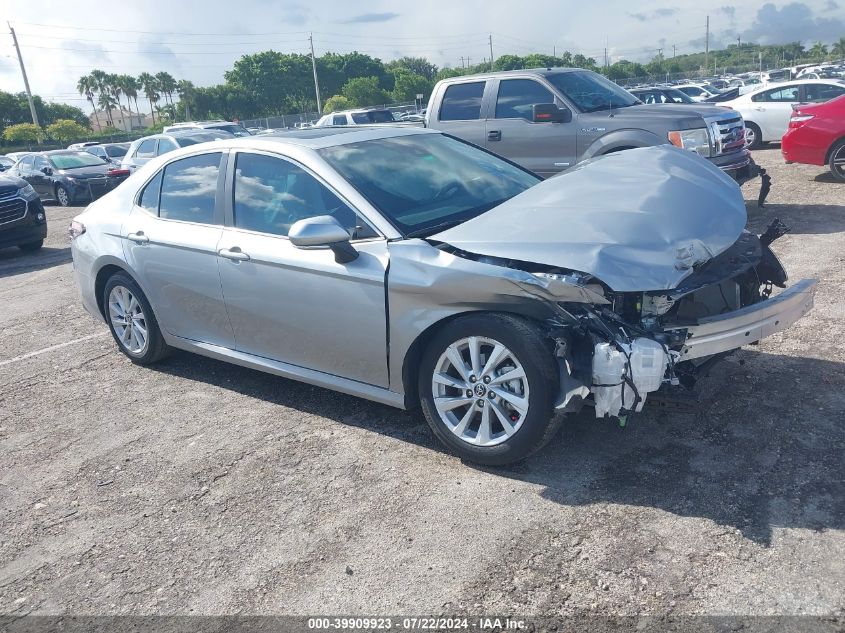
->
[828,139,845,182]
[745,122,763,150]
[418,313,559,465]
[55,184,71,207]
[103,272,170,364]
[18,240,43,252]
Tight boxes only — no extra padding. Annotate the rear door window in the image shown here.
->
[802,83,845,102]
[135,139,157,158]
[157,139,178,155]
[158,152,222,224]
[495,79,555,119]
[333,115,347,125]
[439,82,486,121]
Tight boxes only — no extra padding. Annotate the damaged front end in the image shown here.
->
[434,218,815,421]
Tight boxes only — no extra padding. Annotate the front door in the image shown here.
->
[485,77,577,177]
[750,85,801,141]
[121,151,235,348]
[216,150,389,387]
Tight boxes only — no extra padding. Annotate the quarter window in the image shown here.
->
[232,153,375,238]
[439,82,486,121]
[332,115,347,125]
[138,171,162,214]
[135,139,157,158]
[157,139,178,155]
[158,153,222,224]
[495,79,555,120]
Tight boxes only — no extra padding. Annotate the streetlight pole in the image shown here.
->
[8,23,40,129]
[309,33,322,115]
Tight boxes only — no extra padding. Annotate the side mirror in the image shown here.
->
[532,103,572,123]
[41,166,52,175]
[289,215,358,264]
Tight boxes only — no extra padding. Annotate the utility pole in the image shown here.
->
[8,23,40,129]
[488,34,494,68]
[704,15,710,71]
[604,36,608,69]
[460,56,465,69]
[309,33,322,115]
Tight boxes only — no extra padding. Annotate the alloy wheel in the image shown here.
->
[108,285,149,355]
[56,186,70,206]
[832,144,845,180]
[431,336,530,447]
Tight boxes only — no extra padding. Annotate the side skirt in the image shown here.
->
[162,334,407,410]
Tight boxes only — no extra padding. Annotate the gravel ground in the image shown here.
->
[0,147,843,624]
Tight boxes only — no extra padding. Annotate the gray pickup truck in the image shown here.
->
[425,68,769,203]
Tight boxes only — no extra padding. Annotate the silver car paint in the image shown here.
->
[72,129,815,412]
[433,146,746,292]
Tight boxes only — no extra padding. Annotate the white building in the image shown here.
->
[89,108,152,132]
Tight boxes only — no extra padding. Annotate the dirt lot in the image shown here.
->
[1,147,843,623]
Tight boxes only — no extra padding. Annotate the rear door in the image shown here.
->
[801,82,845,103]
[31,156,52,198]
[486,77,577,177]
[121,150,234,348]
[432,80,491,147]
[750,85,800,141]
[127,138,158,172]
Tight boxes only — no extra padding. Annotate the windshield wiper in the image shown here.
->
[405,218,467,239]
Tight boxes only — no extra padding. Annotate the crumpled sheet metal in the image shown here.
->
[432,145,748,292]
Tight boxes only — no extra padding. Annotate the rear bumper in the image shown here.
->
[673,279,817,360]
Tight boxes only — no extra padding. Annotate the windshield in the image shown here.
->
[105,145,128,158]
[208,124,250,136]
[49,152,107,169]
[351,110,397,124]
[319,134,539,238]
[176,132,231,147]
[546,71,640,112]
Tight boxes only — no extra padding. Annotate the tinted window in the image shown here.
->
[19,156,33,170]
[804,83,845,102]
[495,79,555,119]
[333,115,347,125]
[49,152,107,169]
[34,156,49,170]
[233,153,375,238]
[319,134,539,238]
[439,82,485,121]
[159,153,221,224]
[157,139,178,155]
[351,110,396,124]
[106,145,128,158]
[546,71,639,112]
[752,86,799,102]
[135,139,157,158]
[139,171,162,214]
[88,147,106,158]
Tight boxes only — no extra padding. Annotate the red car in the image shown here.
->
[782,94,845,181]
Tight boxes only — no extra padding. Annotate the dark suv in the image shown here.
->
[0,173,47,253]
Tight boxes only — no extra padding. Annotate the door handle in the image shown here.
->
[754,107,766,111]
[487,130,502,142]
[218,247,250,262]
[126,231,149,244]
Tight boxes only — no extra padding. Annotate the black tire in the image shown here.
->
[418,313,560,466]
[103,272,170,365]
[745,122,763,150]
[55,184,71,207]
[828,139,845,182]
[18,240,43,252]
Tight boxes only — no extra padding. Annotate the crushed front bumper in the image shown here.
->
[671,279,817,360]
[717,153,771,207]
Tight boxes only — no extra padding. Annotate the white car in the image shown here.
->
[722,79,845,148]
[674,84,717,102]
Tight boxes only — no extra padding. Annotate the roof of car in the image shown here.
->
[43,149,95,156]
[437,67,585,82]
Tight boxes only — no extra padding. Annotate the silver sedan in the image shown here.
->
[70,127,815,465]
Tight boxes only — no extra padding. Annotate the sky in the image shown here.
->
[1,0,843,114]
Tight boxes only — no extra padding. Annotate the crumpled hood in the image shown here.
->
[432,146,747,292]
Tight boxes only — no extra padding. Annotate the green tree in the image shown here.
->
[176,79,196,120]
[493,54,525,71]
[155,71,177,107]
[832,37,845,58]
[3,122,43,144]
[386,56,438,81]
[434,67,465,81]
[89,69,114,127]
[323,95,352,113]
[77,75,97,119]
[809,41,828,61]
[138,72,160,126]
[341,76,388,107]
[391,71,432,102]
[46,119,89,143]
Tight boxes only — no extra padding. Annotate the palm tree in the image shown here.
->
[809,41,828,61]
[138,72,159,126]
[89,69,115,128]
[106,73,129,132]
[176,79,196,121]
[832,37,845,59]
[125,76,141,128]
[76,75,98,129]
[155,71,177,107]
[97,91,118,129]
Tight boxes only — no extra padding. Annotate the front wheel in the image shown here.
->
[745,122,763,150]
[418,313,560,465]
[828,139,845,182]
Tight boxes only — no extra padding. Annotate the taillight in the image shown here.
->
[107,168,130,177]
[68,220,86,240]
[789,114,814,129]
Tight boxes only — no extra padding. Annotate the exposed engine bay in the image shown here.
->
[436,219,802,420]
